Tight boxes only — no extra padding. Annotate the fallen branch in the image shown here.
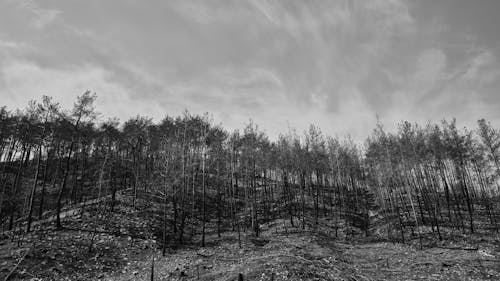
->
[63,227,128,237]
[4,245,32,281]
[282,254,314,264]
[197,252,215,258]
[411,261,436,267]
[436,246,478,251]
[217,258,241,262]
[354,274,372,281]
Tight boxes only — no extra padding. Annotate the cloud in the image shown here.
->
[373,45,500,132]
[0,0,60,31]
[461,49,497,83]
[169,1,254,25]
[0,59,166,121]
[411,48,447,102]
[1,0,500,141]
[30,7,61,29]
[163,66,287,129]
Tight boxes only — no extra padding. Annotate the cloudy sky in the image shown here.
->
[1,0,500,140]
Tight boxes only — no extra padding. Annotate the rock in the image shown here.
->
[479,250,495,258]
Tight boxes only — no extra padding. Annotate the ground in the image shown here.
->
[103,222,500,281]
[1,194,500,281]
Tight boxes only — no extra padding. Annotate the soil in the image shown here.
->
[1,194,500,281]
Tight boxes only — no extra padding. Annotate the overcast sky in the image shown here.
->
[1,0,500,141]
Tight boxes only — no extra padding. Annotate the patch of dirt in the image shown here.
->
[343,242,500,281]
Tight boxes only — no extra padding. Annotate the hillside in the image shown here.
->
[1,190,499,281]
[2,95,500,280]
[3,1,500,279]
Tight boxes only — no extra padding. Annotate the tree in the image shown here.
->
[26,96,59,232]
[122,115,152,208]
[56,91,97,229]
[477,118,500,177]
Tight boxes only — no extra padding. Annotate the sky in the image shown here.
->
[1,0,500,141]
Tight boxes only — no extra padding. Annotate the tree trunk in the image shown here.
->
[56,140,75,229]
[26,144,43,233]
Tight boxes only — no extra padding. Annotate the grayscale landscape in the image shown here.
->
[1,1,500,280]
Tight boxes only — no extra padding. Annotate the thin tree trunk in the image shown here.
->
[201,143,206,247]
[56,140,75,229]
[26,144,43,233]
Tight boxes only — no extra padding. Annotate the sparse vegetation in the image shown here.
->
[1,93,500,280]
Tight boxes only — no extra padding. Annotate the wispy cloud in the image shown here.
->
[0,59,165,121]
[1,0,500,140]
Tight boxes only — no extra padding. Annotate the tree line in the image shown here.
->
[1,92,500,252]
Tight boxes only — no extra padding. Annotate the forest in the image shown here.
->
[1,92,500,280]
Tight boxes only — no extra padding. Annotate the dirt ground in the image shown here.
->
[1,196,500,281]
[103,222,500,281]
